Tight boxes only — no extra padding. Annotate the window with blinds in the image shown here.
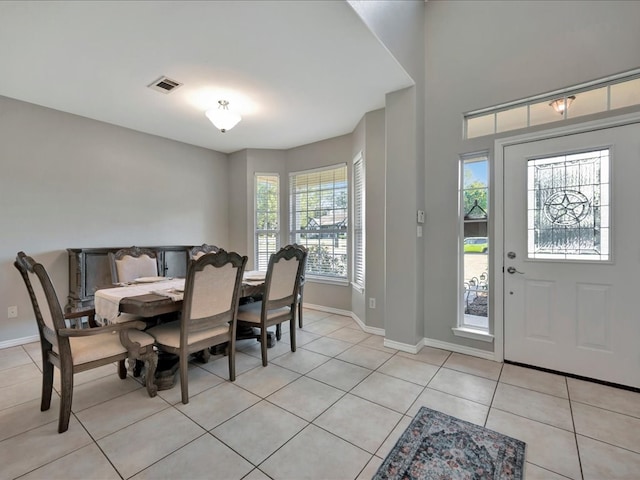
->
[255,174,279,271]
[352,154,365,289]
[289,164,348,280]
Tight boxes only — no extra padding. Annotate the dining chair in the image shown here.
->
[237,244,307,366]
[14,252,158,433]
[292,243,308,328]
[109,246,159,284]
[146,249,247,404]
[189,243,220,260]
[186,243,222,365]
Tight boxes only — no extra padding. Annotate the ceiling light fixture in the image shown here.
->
[549,95,576,115]
[205,100,242,133]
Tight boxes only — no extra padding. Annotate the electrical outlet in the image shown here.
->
[369,298,376,309]
[7,306,18,318]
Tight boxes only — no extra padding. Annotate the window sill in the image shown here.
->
[452,327,494,343]
[307,276,349,287]
[350,282,364,294]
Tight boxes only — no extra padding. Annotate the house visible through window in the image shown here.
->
[290,164,348,281]
[255,174,279,271]
[459,153,489,333]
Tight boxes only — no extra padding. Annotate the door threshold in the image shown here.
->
[504,360,640,394]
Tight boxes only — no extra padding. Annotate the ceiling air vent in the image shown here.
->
[147,76,182,94]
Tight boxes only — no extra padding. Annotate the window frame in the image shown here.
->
[455,152,492,341]
[289,163,349,284]
[254,173,280,271]
[352,152,365,292]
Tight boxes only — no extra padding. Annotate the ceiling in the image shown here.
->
[0,1,414,154]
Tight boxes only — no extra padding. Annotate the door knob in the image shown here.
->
[507,266,525,274]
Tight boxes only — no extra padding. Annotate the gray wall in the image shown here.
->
[227,150,249,261]
[351,0,426,347]
[0,96,229,343]
[423,0,640,349]
[361,109,386,330]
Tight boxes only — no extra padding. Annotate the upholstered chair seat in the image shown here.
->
[235,302,291,324]
[61,330,154,366]
[147,321,229,349]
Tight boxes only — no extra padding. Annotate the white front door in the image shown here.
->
[503,121,640,389]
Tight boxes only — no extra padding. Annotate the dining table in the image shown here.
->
[94,271,266,325]
[93,270,271,389]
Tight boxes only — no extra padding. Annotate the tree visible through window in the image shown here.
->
[290,164,348,280]
[255,174,279,271]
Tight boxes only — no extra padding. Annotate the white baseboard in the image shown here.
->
[0,335,39,350]
[305,303,497,361]
[423,337,497,361]
[383,337,424,354]
[304,303,352,318]
[351,312,385,336]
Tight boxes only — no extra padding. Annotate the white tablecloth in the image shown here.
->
[94,271,266,324]
[95,278,185,324]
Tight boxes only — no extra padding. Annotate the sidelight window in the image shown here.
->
[458,153,490,335]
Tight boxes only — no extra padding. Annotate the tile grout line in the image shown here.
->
[566,375,585,480]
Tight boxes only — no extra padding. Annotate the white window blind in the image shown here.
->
[255,174,279,271]
[352,154,365,289]
[289,164,348,280]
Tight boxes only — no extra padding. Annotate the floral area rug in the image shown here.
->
[373,407,526,480]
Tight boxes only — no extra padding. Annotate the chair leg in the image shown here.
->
[298,302,303,328]
[260,328,268,366]
[276,323,282,341]
[142,351,158,397]
[289,318,296,352]
[58,366,73,433]
[117,359,127,379]
[41,360,54,412]
[228,344,236,381]
[180,353,189,404]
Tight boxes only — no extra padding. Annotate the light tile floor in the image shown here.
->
[1,309,639,479]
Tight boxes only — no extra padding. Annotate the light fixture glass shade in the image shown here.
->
[549,95,576,114]
[205,100,242,133]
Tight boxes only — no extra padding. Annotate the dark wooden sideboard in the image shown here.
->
[66,246,193,312]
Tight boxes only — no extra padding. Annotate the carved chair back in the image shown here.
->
[263,244,307,310]
[182,249,247,345]
[188,243,220,260]
[109,246,159,283]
